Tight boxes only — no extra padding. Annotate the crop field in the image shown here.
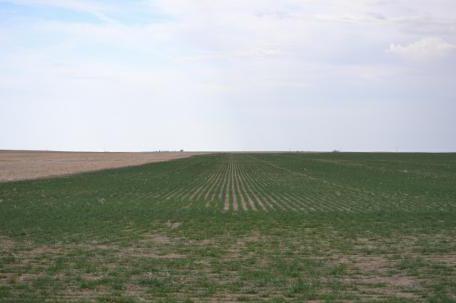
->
[0,151,204,182]
[1,153,456,302]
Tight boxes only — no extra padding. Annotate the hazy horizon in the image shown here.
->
[1,149,455,154]
[1,1,455,152]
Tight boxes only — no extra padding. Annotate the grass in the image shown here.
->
[1,152,456,302]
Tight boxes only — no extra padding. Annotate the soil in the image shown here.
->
[0,150,206,182]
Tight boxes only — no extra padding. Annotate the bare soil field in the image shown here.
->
[0,150,205,182]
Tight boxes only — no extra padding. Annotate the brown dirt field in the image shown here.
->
[0,150,206,182]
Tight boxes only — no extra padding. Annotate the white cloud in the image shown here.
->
[388,37,456,60]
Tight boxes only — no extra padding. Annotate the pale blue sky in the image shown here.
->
[1,0,455,152]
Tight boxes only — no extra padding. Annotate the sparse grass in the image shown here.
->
[1,153,456,302]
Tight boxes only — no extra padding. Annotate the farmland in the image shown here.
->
[0,151,204,182]
[1,152,456,302]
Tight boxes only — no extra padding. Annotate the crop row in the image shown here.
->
[147,154,456,213]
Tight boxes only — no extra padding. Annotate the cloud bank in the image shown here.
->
[389,37,456,60]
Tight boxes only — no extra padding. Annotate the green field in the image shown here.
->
[1,153,456,302]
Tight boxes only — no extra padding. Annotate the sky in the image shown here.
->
[0,0,455,152]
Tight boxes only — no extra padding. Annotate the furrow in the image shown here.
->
[233,160,248,211]
[241,168,290,211]
[237,164,267,211]
[223,158,234,211]
[241,168,274,211]
[203,162,228,207]
[231,159,239,211]
[236,164,257,211]
[218,159,231,210]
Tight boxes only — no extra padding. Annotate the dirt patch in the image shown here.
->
[140,233,173,245]
[1,232,184,266]
[334,255,421,299]
[426,254,456,265]
[165,221,182,230]
[123,249,185,259]
[353,256,390,273]
[362,275,417,288]
[223,231,261,260]
[0,150,207,182]
[0,235,16,252]
[81,274,103,281]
